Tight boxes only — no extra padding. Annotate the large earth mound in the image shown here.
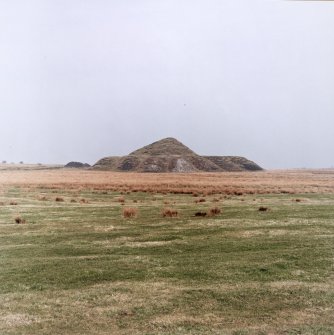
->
[93,137,263,172]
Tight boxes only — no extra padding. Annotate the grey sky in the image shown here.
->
[1,0,333,168]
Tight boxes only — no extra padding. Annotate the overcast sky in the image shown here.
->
[1,0,333,168]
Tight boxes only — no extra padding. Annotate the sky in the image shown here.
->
[0,0,333,169]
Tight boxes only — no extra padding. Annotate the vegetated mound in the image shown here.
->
[93,137,263,172]
[204,156,262,172]
[65,161,91,168]
[129,137,196,156]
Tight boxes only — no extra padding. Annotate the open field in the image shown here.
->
[1,168,334,194]
[0,169,333,334]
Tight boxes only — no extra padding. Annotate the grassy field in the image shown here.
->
[0,169,333,334]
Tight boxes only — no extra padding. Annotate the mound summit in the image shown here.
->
[93,138,262,172]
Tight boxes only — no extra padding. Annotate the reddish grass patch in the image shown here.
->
[208,207,221,216]
[122,207,138,218]
[117,197,125,204]
[162,208,178,218]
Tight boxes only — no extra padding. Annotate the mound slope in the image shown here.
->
[93,137,263,172]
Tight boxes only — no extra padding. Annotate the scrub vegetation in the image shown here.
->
[0,169,333,334]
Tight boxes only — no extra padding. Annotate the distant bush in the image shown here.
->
[208,207,221,216]
[117,197,125,204]
[55,197,64,202]
[195,211,207,217]
[258,206,268,212]
[162,208,178,218]
[9,201,18,205]
[14,216,26,224]
[122,207,138,218]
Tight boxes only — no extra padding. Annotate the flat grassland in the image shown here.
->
[0,169,333,334]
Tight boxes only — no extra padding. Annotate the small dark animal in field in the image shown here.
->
[258,206,268,212]
[10,201,18,205]
[195,211,207,217]
[55,197,64,202]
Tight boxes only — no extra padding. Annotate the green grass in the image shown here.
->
[0,188,333,334]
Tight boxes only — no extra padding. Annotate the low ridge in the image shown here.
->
[65,161,91,168]
[93,138,263,172]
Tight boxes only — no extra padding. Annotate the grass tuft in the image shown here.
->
[208,207,221,216]
[122,207,138,218]
[162,208,179,217]
[14,216,26,224]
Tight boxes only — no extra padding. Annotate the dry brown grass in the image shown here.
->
[1,169,334,195]
[122,207,138,218]
[117,196,125,204]
[208,207,221,216]
[162,208,179,217]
